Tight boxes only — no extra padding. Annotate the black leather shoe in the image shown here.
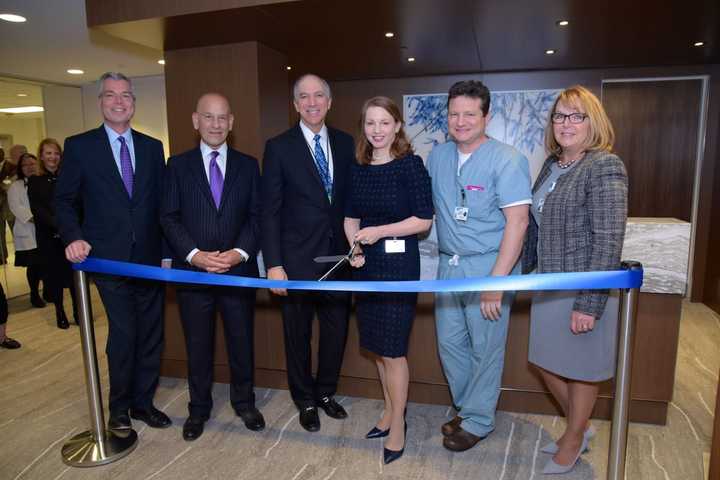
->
[108,412,131,431]
[236,407,265,431]
[383,421,407,465]
[182,416,205,441]
[56,314,69,329]
[299,406,320,432]
[130,407,172,428]
[0,337,21,349]
[318,396,347,419]
[365,426,389,439]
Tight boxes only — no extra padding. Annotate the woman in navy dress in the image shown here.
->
[344,96,433,464]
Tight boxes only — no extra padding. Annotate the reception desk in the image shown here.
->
[160,218,689,425]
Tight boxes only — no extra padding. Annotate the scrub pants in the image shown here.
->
[435,252,517,438]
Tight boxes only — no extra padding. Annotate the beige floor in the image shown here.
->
[0,291,717,480]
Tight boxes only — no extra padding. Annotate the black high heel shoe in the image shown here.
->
[383,421,407,465]
[365,426,389,439]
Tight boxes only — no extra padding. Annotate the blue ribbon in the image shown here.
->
[74,258,642,293]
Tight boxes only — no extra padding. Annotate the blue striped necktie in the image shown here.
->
[313,134,332,200]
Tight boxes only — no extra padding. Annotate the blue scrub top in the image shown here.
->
[427,138,532,256]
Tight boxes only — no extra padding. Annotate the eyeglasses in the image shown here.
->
[551,112,587,124]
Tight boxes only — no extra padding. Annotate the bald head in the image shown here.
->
[192,93,234,148]
[9,144,27,165]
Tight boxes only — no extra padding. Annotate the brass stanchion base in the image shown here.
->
[61,429,138,467]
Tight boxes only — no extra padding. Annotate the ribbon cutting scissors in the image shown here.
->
[314,241,359,281]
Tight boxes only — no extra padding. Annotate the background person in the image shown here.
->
[8,152,46,308]
[28,139,77,329]
[344,96,433,464]
[522,85,628,475]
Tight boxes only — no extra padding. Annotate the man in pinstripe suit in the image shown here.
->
[160,93,264,441]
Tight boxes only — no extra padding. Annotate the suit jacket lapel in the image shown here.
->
[218,149,241,212]
[190,148,217,209]
[327,128,344,205]
[95,126,130,203]
[292,124,330,206]
[130,130,150,204]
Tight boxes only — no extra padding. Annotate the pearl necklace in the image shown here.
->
[557,152,584,169]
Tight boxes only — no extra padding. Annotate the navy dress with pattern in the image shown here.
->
[345,154,433,357]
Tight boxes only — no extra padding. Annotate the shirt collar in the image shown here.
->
[299,121,328,145]
[200,141,228,160]
[104,123,132,144]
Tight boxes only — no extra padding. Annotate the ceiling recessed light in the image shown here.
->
[286,66,292,71]
[545,49,556,55]
[694,41,705,47]
[0,13,27,23]
[158,59,165,65]
[16,93,28,97]
[67,69,84,75]
[556,20,569,26]
[0,106,44,114]
[407,57,416,62]
[385,32,394,38]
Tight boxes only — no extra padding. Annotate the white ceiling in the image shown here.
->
[0,0,164,88]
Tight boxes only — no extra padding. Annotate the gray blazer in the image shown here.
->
[522,150,628,317]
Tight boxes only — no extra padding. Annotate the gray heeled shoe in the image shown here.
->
[540,424,595,455]
[542,436,588,475]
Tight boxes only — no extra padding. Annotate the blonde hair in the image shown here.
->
[544,85,615,156]
[36,138,62,175]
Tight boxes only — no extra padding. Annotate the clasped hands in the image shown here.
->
[191,250,243,273]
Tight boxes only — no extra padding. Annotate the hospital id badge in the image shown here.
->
[454,206,469,221]
[385,239,406,253]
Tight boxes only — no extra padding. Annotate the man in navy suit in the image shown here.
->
[56,72,171,432]
[161,93,264,441]
[261,74,354,432]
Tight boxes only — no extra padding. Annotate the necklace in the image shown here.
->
[557,152,583,169]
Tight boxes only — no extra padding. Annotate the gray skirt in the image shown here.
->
[528,290,620,382]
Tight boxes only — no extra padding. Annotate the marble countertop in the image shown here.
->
[622,218,690,294]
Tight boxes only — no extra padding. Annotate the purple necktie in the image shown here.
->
[209,150,223,209]
[117,136,134,197]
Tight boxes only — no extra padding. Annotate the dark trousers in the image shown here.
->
[93,275,164,415]
[176,286,256,419]
[281,290,350,409]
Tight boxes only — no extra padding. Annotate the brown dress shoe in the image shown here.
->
[441,415,462,437]
[443,426,487,452]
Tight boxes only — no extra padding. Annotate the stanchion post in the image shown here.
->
[607,261,642,480]
[61,270,138,467]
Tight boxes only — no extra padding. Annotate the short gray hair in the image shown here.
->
[292,74,331,101]
[97,72,135,99]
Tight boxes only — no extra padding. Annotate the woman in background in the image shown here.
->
[29,138,78,329]
[522,85,628,475]
[8,152,46,308]
[344,96,433,465]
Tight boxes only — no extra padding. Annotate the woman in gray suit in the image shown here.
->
[522,85,628,475]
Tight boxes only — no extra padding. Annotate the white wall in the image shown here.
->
[82,75,170,158]
[0,114,45,154]
[43,84,84,146]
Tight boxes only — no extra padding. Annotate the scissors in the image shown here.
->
[314,241,359,281]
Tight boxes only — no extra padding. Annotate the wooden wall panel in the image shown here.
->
[164,41,288,159]
[602,80,702,222]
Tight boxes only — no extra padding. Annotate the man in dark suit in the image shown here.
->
[161,93,264,441]
[56,72,171,432]
[261,74,354,432]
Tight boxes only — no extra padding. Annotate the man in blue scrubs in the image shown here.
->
[427,80,531,451]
